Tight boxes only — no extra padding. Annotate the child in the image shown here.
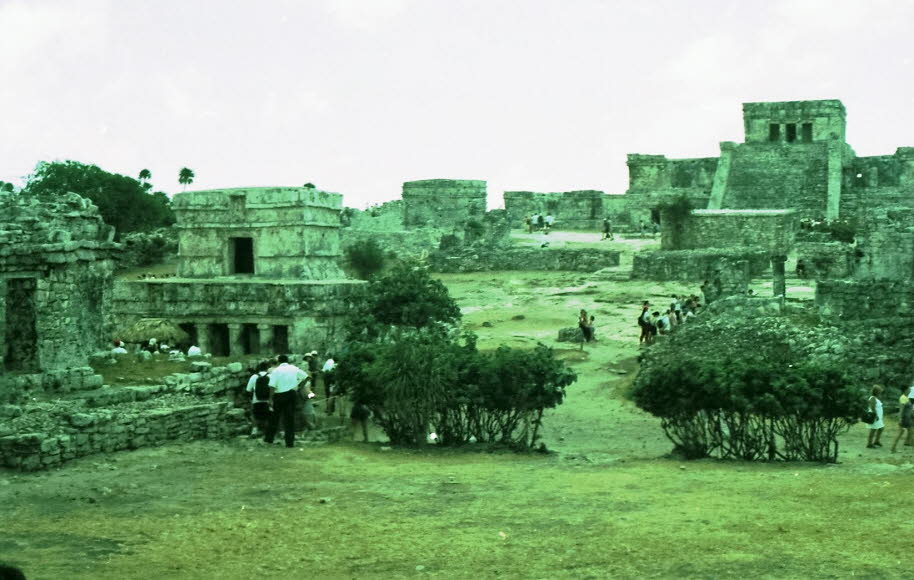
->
[891,386,913,452]
[866,384,885,449]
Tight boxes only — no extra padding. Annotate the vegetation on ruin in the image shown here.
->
[344,239,386,280]
[22,160,175,235]
[633,316,864,462]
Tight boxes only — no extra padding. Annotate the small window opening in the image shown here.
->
[229,237,255,275]
[786,123,797,143]
[801,123,813,143]
[240,323,260,355]
[769,124,781,141]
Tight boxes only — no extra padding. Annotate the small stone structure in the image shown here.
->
[112,187,361,356]
[402,179,487,229]
[0,193,119,400]
[503,190,606,230]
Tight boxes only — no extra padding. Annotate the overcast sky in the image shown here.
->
[2,0,913,208]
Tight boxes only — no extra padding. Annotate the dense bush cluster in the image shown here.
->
[633,316,865,462]
[345,239,386,280]
[338,263,576,448]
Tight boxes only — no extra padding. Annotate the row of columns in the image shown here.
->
[194,322,275,357]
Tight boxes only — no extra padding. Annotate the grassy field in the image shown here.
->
[3,239,913,579]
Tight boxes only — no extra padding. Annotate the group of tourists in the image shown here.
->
[524,213,555,233]
[244,351,336,448]
[865,384,914,452]
[637,294,702,345]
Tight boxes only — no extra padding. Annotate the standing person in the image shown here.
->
[891,386,913,453]
[264,355,309,448]
[245,362,273,437]
[544,213,555,233]
[578,310,593,343]
[531,213,540,232]
[322,354,337,415]
[639,220,646,236]
[638,301,651,345]
[601,217,614,241]
[866,385,885,449]
[523,214,531,233]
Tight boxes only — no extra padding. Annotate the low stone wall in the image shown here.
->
[0,357,345,471]
[428,248,621,273]
[816,280,914,319]
[0,367,103,404]
[664,209,797,254]
[0,402,247,471]
[796,241,854,279]
[631,249,770,282]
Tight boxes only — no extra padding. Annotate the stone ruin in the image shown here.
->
[0,192,120,402]
[112,187,363,356]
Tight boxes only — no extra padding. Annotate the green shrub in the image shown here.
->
[345,239,386,280]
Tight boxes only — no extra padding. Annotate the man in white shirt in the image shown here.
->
[264,355,310,448]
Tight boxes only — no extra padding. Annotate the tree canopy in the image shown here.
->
[22,160,174,236]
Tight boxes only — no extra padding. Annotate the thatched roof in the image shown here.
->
[117,318,189,344]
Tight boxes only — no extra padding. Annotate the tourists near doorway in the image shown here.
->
[245,362,272,437]
[891,386,913,453]
[264,354,309,448]
[866,385,885,449]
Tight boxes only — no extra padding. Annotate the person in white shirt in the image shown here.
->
[264,355,310,448]
[322,355,337,415]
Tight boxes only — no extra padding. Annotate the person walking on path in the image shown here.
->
[866,385,885,449]
[892,387,914,452]
[245,362,273,437]
[265,355,309,448]
[322,354,337,415]
[638,301,651,345]
[601,218,614,241]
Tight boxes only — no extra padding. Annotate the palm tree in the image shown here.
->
[178,167,195,191]
[138,168,151,182]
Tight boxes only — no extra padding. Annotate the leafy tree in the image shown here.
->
[303,182,316,189]
[138,168,151,182]
[345,239,386,280]
[178,167,195,191]
[346,262,461,339]
[22,160,174,236]
[0,181,14,193]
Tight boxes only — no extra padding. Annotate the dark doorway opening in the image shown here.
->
[209,323,230,357]
[273,325,289,355]
[4,278,39,372]
[769,124,781,141]
[650,208,661,225]
[801,122,813,143]
[785,123,797,143]
[178,323,198,350]
[240,323,260,355]
[230,237,255,275]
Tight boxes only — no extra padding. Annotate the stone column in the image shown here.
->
[707,141,736,209]
[195,324,211,354]
[257,323,273,355]
[228,323,244,357]
[825,141,844,220]
[772,255,787,297]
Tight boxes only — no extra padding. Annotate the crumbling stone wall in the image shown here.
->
[662,209,797,254]
[503,190,606,230]
[623,154,716,225]
[172,187,344,279]
[429,247,621,273]
[796,242,855,279]
[840,148,914,221]
[402,179,487,229]
[0,192,119,398]
[816,280,914,319]
[631,249,768,283]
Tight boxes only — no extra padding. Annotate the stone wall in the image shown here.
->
[172,187,344,279]
[402,179,487,229]
[502,190,606,230]
[816,280,914,319]
[428,247,621,273]
[0,193,119,393]
[796,242,854,279]
[624,154,716,225]
[663,209,797,254]
[631,249,770,283]
[0,358,345,471]
[742,100,846,144]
